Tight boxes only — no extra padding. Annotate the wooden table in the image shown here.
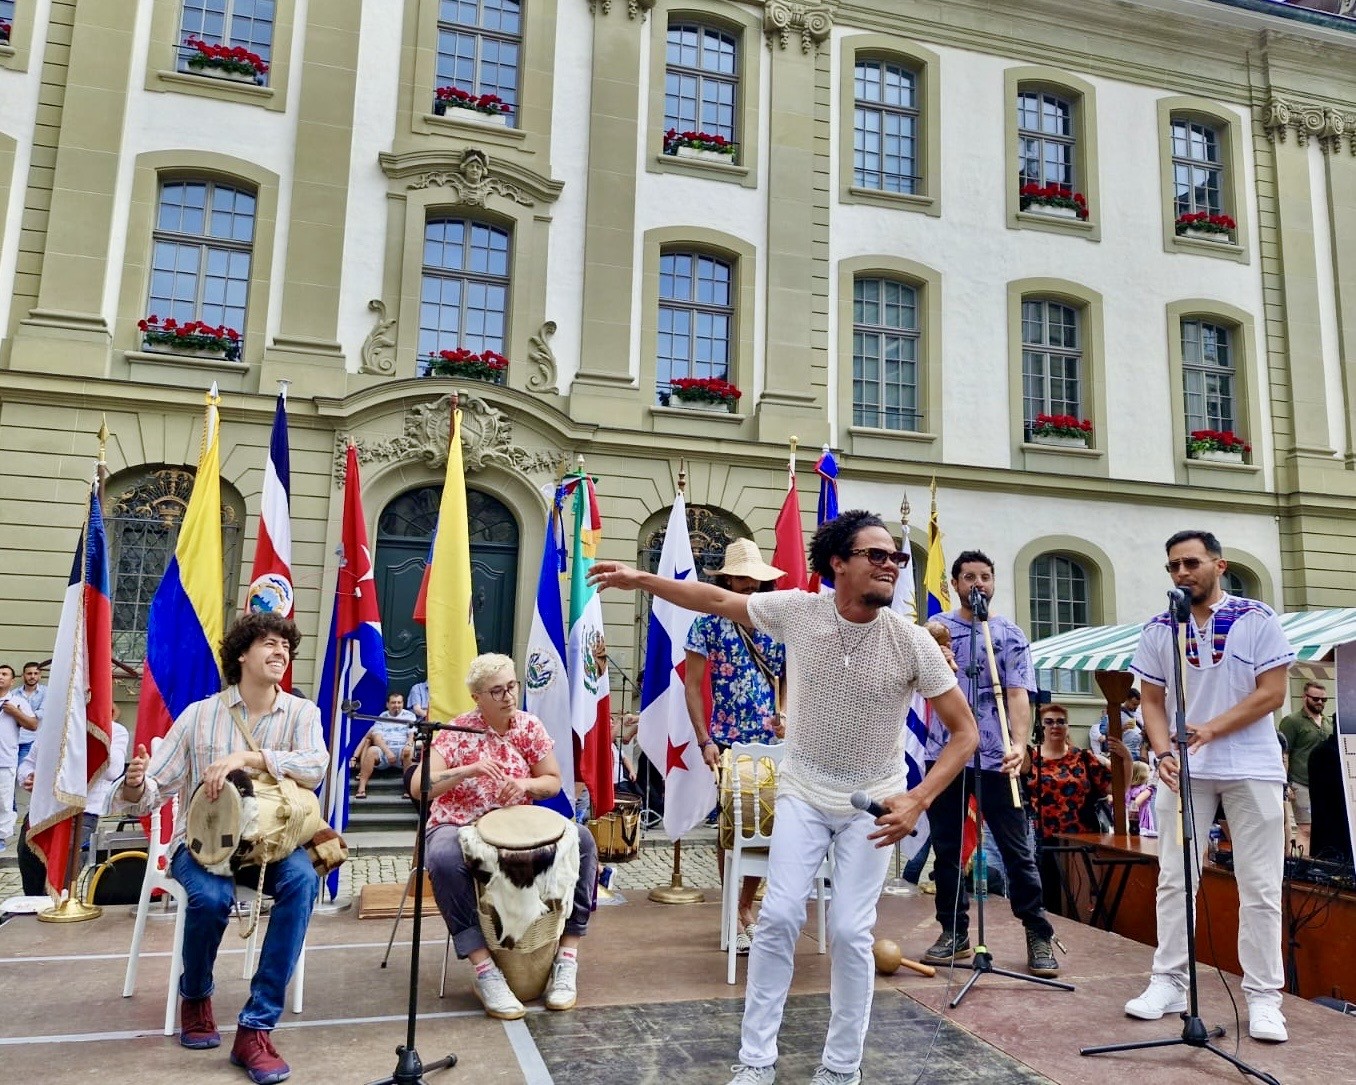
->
[1051,831,1356,1001]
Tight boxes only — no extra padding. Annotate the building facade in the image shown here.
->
[1,0,1354,719]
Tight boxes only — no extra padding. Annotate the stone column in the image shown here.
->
[570,0,653,427]
[259,0,363,396]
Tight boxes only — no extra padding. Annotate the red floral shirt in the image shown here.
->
[1024,747,1111,837]
[427,709,554,828]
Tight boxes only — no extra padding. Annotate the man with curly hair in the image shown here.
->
[590,509,979,1085]
[114,612,326,1084]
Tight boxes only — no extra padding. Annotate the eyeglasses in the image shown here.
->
[481,681,519,700]
[1164,557,1210,573]
[848,547,911,568]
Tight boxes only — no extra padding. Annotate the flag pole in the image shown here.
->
[649,457,706,906]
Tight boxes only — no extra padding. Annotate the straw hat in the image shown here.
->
[709,538,784,582]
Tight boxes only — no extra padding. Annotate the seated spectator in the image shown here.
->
[351,692,416,798]
[407,680,430,722]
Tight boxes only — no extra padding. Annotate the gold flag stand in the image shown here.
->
[649,839,705,904]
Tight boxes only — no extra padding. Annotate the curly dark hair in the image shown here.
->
[220,612,302,686]
[808,509,888,580]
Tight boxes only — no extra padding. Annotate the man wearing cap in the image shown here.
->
[685,538,788,953]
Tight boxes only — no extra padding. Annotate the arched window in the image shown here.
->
[1021,298,1082,436]
[1221,567,1254,599]
[106,466,244,663]
[1181,318,1236,435]
[1170,118,1224,219]
[149,179,256,352]
[419,217,512,377]
[656,250,734,402]
[1030,552,1091,695]
[1017,90,1075,189]
[853,58,919,194]
[853,277,920,431]
[664,23,739,146]
[436,0,522,125]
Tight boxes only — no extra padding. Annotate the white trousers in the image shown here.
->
[1151,775,1285,1008]
[0,766,15,842]
[739,794,891,1073]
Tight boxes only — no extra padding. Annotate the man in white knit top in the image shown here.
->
[591,510,978,1085]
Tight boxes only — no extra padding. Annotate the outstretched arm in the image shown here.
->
[589,561,754,626]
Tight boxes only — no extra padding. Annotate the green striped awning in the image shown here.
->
[1029,608,1356,673]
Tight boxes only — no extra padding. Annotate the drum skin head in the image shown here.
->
[476,805,567,849]
[186,783,245,866]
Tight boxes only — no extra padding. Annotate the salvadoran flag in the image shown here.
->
[134,385,225,845]
[565,473,614,817]
[245,388,294,689]
[525,486,573,817]
[28,480,114,898]
[318,445,388,894]
[637,492,715,839]
[808,446,839,593]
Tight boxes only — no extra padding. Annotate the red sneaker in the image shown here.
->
[230,1026,291,1084]
[179,996,220,1049]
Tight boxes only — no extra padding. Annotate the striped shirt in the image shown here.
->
[112,686,327,851]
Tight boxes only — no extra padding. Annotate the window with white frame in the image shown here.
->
[1181,319,1236,434]
[148,179,255,343]
[419,218,511,376]
[1170,118,1224,218]
[0,1,15,43]
[853,277,920,431]
[436,0,522,126]
[1030,553,1092,695]
[1021,299,1081,437]
[853,58,920,194]
[177,0,275,84]
[1017,90,1075,188]
[656,251,733,402]
[664,23,738,147]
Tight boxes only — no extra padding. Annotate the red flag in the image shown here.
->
[771,456,809,591]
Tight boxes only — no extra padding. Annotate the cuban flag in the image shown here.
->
[525,486,573,818]
[245,388,294,688]
[637,492,716,839]
[318,444,388,894]
[28,480,114,898]
[808,446,839,593]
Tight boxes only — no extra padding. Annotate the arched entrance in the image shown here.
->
[375,486,520,696]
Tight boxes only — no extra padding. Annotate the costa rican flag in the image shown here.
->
[245,388,294,687]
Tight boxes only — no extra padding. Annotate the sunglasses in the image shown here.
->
[1042,718,1068,726]
[849,547,911,568]
[1165,557,1211,573]
[1307,695,1328,703]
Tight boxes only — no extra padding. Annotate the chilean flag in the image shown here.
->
[28,481,114,898]
[245,389,293,688]
[637,492,715,839]
[318,445,388,893]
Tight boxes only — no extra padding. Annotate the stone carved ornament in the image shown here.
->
[1261,96,1356,155]
[360,299,397,375]
[408,149,533,208]
[588,0,655,16]
[526,321,558,393]
[764,0,836,54]
[335,394,564,483]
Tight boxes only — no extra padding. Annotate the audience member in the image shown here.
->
[1278,681,1332,854]
[351,691,416,798]
[0,664,39,851]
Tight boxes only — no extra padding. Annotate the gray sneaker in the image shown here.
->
[473,966,525,1020]
[544,955,578,1011]
[810,1067,862,1085]
[725,1065,776,1085]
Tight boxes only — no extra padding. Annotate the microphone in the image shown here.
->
[968,585,989,620]
[1167,587,1191,620]
[850,790,888,818]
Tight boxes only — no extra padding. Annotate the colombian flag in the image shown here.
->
[134,387,225,840]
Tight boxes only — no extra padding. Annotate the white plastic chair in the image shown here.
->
[720,741,830,985]
[123,805,305,1035]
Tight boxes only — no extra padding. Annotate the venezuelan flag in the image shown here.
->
[134,387,224,773]
[924,478,950,619]
[425,408,478,723]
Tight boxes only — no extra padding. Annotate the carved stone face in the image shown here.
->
[462,154,486,185]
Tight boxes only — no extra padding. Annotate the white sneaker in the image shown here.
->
[1248,1003,1288,1043]
[473,966,525,1020]
[810,1067,862,1085]
[735,925,754,955]
[1125,975,1187,1019]
[544,954,578,1011]
[724,1066,775,1085]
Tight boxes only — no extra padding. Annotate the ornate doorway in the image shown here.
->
[375,486,520,696]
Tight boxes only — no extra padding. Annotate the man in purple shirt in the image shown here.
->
[921,550,1060,977]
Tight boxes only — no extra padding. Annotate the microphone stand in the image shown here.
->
[950,588,1074,1006]
[346,706,486,1085]
[1080,591,1280,1084]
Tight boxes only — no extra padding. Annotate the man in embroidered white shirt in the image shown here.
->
[114,612,325,1084]
[1124,530,1294,1044]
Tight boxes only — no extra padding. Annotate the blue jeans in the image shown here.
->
[902,835,931,883]
[169,845,319,1030]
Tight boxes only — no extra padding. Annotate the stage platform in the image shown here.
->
[0,888,1346,1083]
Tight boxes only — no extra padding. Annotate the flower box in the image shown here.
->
[433,101,509,126]
[138,315,242,361]
[143,342,230,361]
[675,145,733,164]
[669,376,741,412]
[433,87,512,124]
[1175,212,1235,243]
[1192,449,1244,464]
[0,20,11,45]
[675,398,734,413]
[1181,227,1229,244]
[664,128,738,163]
[1019,182,1089,221]
[1026,203,1081,221]
[424,347,509,383]
[193,66,260,85]
[1031,433,1088,448]
[183,38,268,83]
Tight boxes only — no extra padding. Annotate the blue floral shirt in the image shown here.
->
[685,614,786,746]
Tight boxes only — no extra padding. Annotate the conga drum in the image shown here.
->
[718,748,779,851]
[587,795,642,862]
[458,805,581,1001]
